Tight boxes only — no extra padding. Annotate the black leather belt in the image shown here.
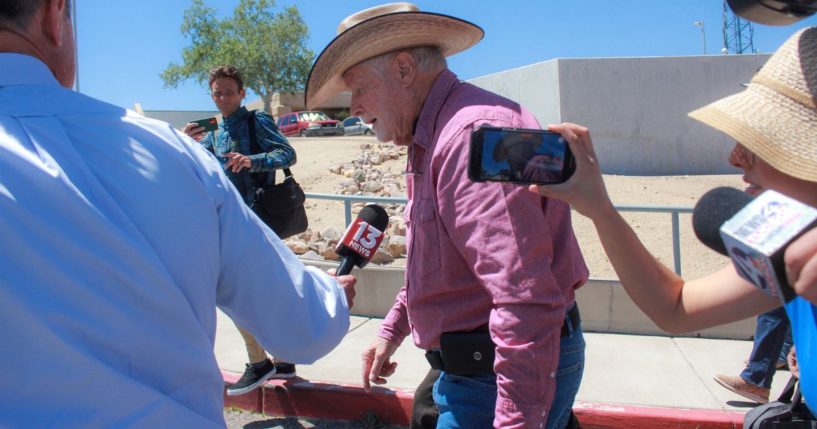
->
[425,304,581,374]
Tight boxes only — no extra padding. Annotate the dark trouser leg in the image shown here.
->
[411,368,440,429]
[741,306,790,388]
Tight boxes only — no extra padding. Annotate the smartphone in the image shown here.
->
[468,126,575,184]
[190,117,219,132]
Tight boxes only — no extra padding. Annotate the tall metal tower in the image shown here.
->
[723,0,757,54]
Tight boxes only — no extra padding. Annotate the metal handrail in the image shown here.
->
[305,192,693,276]
[615,205,694,276]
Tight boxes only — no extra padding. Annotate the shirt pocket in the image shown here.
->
[409,198,441,280]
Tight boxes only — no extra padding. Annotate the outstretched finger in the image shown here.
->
[368,352,389,386]
[361,348,376,391]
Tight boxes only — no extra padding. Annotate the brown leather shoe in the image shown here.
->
[713,374,770,403]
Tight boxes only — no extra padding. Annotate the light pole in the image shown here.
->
[72,0,79,92]
[692,21,707,55]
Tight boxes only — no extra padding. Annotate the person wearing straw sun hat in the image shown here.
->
[530,27,817,413]
[307,3,589,428]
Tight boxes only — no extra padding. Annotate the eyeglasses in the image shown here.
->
[730,143,756,168]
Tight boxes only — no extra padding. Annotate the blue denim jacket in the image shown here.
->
[200,106,295,205]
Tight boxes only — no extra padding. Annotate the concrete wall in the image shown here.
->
[302,259,755,340]
[468,54,770,175]
[467,60,562,124]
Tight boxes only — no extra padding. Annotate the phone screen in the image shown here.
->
[468,127,575,184]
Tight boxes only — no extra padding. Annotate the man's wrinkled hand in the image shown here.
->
[361,337,399,392]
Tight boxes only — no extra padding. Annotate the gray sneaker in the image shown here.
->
[226,359,276,396]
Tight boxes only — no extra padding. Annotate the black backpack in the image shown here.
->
[744,376,817,429]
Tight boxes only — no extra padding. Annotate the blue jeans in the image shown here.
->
[432,307,586,428]
[742,306,792,388]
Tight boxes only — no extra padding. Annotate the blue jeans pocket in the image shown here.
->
[434,373,496,428]
[437,373,496,397]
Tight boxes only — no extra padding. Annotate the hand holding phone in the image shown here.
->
[468,126,575,184]
[189,117,219,133]
[525,122,615,220]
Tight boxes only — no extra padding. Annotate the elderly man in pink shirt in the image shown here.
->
[305,4,588,428]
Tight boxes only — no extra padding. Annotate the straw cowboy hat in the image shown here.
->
[305,2,483,109]
[688,27,817,182]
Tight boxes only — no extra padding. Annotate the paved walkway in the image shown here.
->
[215,310,789,427]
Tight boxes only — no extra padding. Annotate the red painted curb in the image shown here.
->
[573,401,744,429]
[222,371,413,425]
[222,371,746,428]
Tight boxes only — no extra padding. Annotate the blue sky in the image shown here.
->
[75,0,817,112]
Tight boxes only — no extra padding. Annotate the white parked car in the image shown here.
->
[342,116,375,136]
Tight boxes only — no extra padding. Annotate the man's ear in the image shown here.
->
[393,51,417,88]
[42,0,69,47]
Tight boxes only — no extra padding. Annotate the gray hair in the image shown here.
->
[365,46,447,76]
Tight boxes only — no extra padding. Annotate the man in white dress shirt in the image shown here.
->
[0,0,355,427]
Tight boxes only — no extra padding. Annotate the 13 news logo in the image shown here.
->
[341,220,383,259]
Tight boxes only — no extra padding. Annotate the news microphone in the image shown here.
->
[693,187,817,303]
[335,204,389,276]
[727,0,817,26]
[692,187,754,255]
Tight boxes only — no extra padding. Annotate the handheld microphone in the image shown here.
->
[335,204,389,276]
[692,187,754,255]
[727,0,817,26]
[693,187,817,303]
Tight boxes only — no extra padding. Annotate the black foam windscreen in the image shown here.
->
[692,187,754,255]
[727,0,817,25]
[357,204,389,233]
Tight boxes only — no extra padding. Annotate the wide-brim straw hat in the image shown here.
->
[688,27,817,182]
[305,2,483,109]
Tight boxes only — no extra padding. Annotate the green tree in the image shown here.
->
[161,0,313,113]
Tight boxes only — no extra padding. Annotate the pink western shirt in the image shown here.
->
[378,70,588,428]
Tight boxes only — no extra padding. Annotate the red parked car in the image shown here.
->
[276,111,343,137]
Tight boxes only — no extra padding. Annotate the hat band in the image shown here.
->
[753,74,816,109]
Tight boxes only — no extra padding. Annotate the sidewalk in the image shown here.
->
[215,310,788,428]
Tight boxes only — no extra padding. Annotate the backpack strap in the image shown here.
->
[778,375,798,403]
[247,110,292,183]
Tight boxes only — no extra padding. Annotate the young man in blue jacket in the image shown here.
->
[184,65,299,395]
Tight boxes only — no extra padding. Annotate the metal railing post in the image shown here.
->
[344,200,352,228]
[672,211,682,276]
